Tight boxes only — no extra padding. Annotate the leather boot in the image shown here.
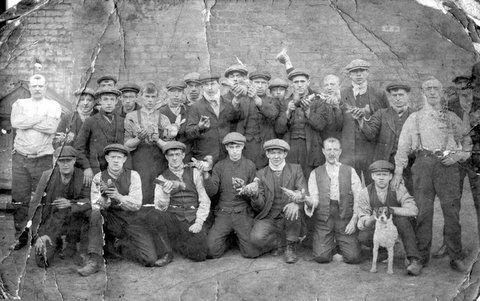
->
[154,252,173,267]
[285,241,298,264]
[77,253,101,276]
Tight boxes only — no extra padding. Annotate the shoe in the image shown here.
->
[154,252,173,267]
[406,259,422,276]
[77,254,101,276]
[271,246,285,256]
[432,244,447,258]
[13,228,29,250]
[450,258,469,273]
[285,242,298,264]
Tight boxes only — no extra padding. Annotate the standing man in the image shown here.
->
[269,78,289,111]
[275,69,330,177]
[321,74,343,140]
[306,137,362,264]
[184,72,203,106]
[11,74,62,233]
[249,139,306,263]
[204,132,260,258]
[118,83,141,118]
[339,59,388,184]
[236,71,278,169]
[186,74,244,163]
[224,64,250,99]
[394,77,472,272]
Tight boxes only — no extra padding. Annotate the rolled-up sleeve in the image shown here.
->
[193,168,211,225]
[394,183,418,217]
[154,177,170,211]
[356,188,372,231]
[305,170,319,217]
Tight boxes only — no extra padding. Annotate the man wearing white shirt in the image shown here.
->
[10,74,62,233]
[306,137,362,264]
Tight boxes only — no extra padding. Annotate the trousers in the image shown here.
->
[250,213,302,252]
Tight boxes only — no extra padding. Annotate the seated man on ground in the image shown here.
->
[356,160,421,276]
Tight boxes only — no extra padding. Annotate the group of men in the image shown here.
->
[8,53,480,278]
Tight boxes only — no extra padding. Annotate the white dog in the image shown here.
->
[370,206,398,274]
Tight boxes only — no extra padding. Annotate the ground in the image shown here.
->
[0,180,479,301]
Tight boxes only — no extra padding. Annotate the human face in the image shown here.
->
[56,157,76,175]
[105,151,127,172]
[142,92,158,111]
[186,82,202,101]
[348,69,369,85]
[422,79,443,107]
[266,149,287,167]
[388,89,409,113]
[78,94,95,114]
[121,91,137,112]
[99,80,115,88]
[455,79,469,90]
[228,72,245,85]
[168,88,184,107]
[226,143,244,161]
[29,77,46,100]
[99,94,118,113]
[202,80,220,97]
[252,78,268,96]
[322,141,342,164]
[323,75,340,95]
[291,75,310,96]
[371,171,393,189]
[165,149,185,168]
[270,87,286,99]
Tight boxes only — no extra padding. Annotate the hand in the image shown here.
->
[188,222,203,233]
[96,196,111,209]
[232,84,248,96]
[253,96,263,107]
[441,153,460,166]
[231,96,240,108]
[283,202,300,221]
[286,100,296,116]
[105,186,122,201]
[300,94,314,109]
[66,132,75,143]
[363,104,371,118]
[350,107,364,120]
[162,180,174,194]
[137,128,149,140]
[83,168,93,187]
[35,235,52,256]
[174,114,186,127]
[52,197,71,209]
[232,177,245,190]
[238,180,259,197]
[304,195,315,208]
[391,172,403,190]
[345,219,357,235]
[280,187,304,203]
[198,116,210,130]
[164,125,179,139]
[55,132,67,141]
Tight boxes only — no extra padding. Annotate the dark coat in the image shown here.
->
[252,163,306,220]
[186,96,244,163]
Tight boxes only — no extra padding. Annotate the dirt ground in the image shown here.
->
[1,180,479,301]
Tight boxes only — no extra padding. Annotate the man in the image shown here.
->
[11,74,62,233]
[124,83,167,204]
[356,160,421,275]
[32,146,91,267]
[453,75,471,90]
[338,59,388,184]
[269,77,289,109]
[203,132,260,258]
[249,139,306,263]
[359,83,414,193]
[77,144,158,276]
[305,137,362,264]
[394,77,472,272]
[224,64,250,98]
[275,69,329,177]
[321,74,343,140]
[97,75,117,89]
[75,87,126,178]
[117,83,142,118]
[236,71,278,169]
[145,141,210,265]
[184,72,203,106]
[186,74,244,163]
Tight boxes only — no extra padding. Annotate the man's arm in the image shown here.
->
[258,97,279,123]
[10,100,40,129]
[392,183,418,217]
[394,115,415,174]
[123,114,141,150]
[71,173,91,213]
[203,162,221,197]
[193,169,211,226]
[305,100,331,132]
[32,103,61,134]
[349,167,363,226]
[359,110,382,141]
[356,188,373,231]
[117,171,142,211]
[153,178,170,211]
[251,171,266,212]
[185,105,206,140]
[90,172,106,210]
[74,119,93,170]
[305,170,319,217]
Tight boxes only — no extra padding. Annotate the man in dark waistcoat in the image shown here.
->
[356,160,421,275]
[117,83,142,118]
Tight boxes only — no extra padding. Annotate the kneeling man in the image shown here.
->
[357,160,421,275]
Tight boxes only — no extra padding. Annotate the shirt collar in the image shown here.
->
[204,91,221,105]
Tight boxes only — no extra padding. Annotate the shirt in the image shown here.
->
[153,168,211,225]
[91,170,142,211]
[204,91,221,117]
[11,97,61,156]
[124,107,170,148]
[352,81,368,98]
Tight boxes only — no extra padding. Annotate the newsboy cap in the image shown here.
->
[249,71,271,81]
[162,141,186,154]
[119,83,141,94]
[345,59,370,72]
[287,69,310,80]
[74,87,96,98]
[268,78,289,90]
[369,160,394,173]
[95,87,121,98]
[184,72,202,84]
[385,83,411,93]
[96,75,117,85]
[263,139,290,152]
[53,146,77,159]
[104,144,129,156]
[166,80,187,91]
[199,73,220,83]
[222,132,246,145]
[224,64,248,78]
[452,75,471,83]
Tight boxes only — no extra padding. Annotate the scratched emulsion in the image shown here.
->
[0,0,480,300]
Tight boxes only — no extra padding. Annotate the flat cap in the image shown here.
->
[287,69,310,80]
[104,143,129,156]
[119,83,141,94]
[97,75,117,84]
[452,75,471,83]
[184,72,202,84]
[53,146,77,159]
[268,78,289,89]
[166,80,187,91]
[386,83,411,93]
[224,64,248,78]
[95,87,121,98]
[249,71,271,81]
[199,73,220,83]
[222,132,246,145]
[74,87,96,97]
[263,138,290,152]
[162,141,186,154]
[345,59,370,72]
[369,160,394,173]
